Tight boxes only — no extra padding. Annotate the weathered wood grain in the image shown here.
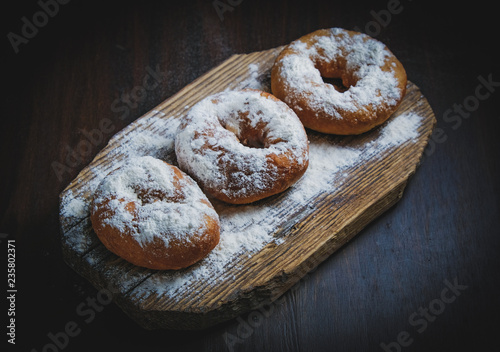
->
[59,46,435,330]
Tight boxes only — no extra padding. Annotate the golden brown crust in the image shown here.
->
[271,28,407,135]
[90,158,220,270]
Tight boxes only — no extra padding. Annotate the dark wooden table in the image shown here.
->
[2,1,499,351]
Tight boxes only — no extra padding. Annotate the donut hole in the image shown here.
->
[321,76,349,93]
[221,113,269,149]
[240,135,267,149]
[133,187,164,204]
[314,59,355,93]
[132,186,181,204]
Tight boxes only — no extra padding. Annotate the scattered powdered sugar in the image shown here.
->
[374,112,421,147]
[132,111,422,299]
[60,59,422,302]
[288,142,361,203]
[289,112,421,204]
[64,197,87,218]
[238,63,261,89]
[60,110,179,225]
[140,202,281,294]
[227,63,271,92]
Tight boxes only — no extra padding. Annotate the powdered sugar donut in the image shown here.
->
[271,28,407,135]
[90,156,220,270]
[175,89,309,204]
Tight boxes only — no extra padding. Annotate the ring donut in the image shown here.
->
[175,89,309,204]
[90,156,220,270]
[271,28,407,135]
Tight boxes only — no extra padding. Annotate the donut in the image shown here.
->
[90,156,220,270]
[271,28,407,135]
[175,89,309,204]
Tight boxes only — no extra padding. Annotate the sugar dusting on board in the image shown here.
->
[127,109,422,299]
[60,60,422,302]
[60,110,178,224]
[226,62,271,92]
[374,111,420,147]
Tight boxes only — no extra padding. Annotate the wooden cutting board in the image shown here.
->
[59,46,435,330]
